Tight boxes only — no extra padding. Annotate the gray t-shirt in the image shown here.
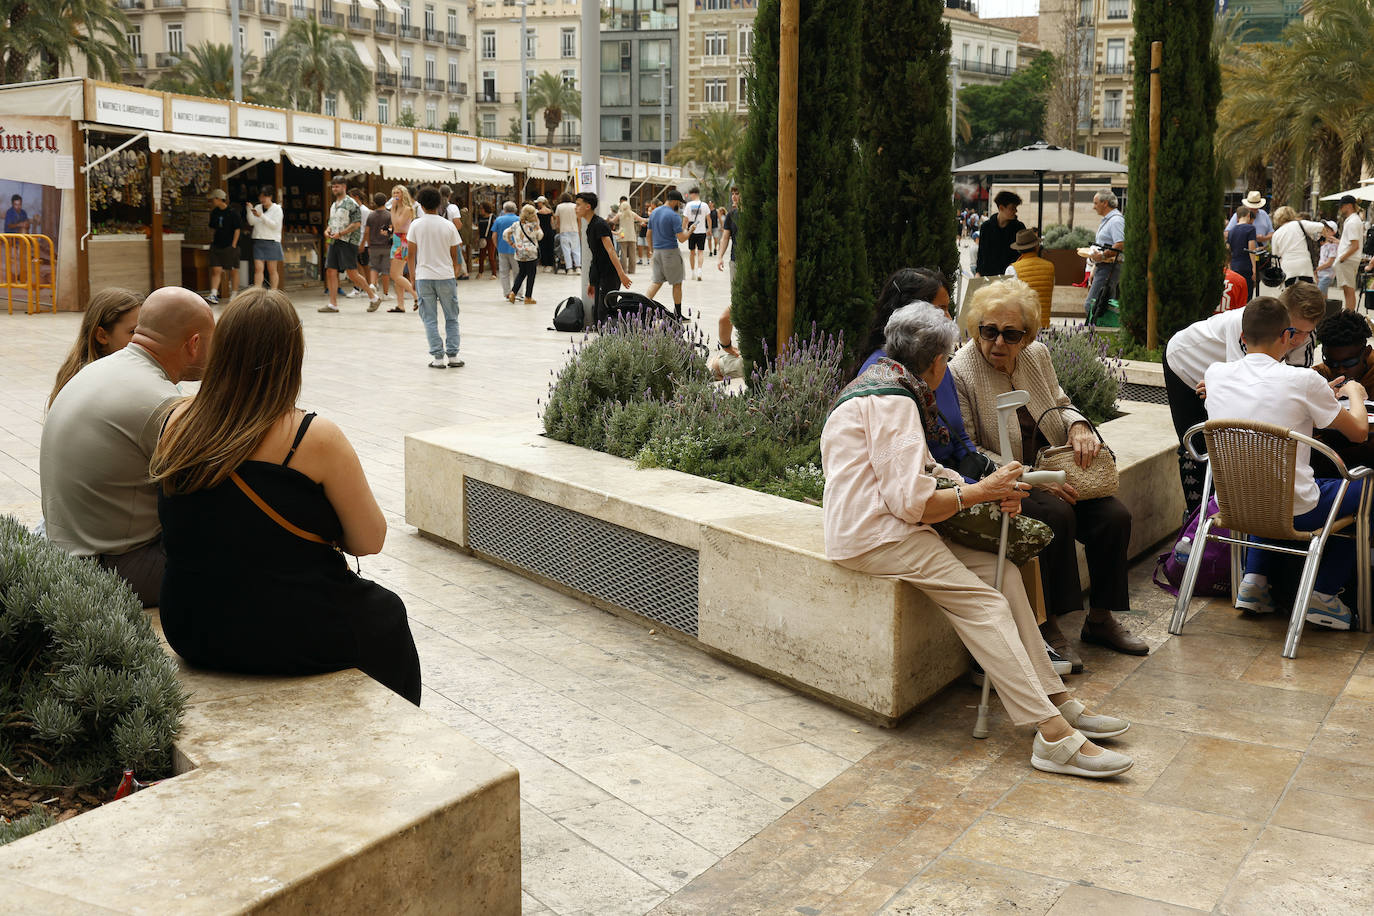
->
[41,345,180,556]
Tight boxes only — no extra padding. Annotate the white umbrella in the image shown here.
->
[1321,186,1374,202]
[954,140,1128,228]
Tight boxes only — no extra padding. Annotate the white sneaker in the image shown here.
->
[447,355,465,368]
[345,287,366,298]
[205,293,219,305]
[428,357,447,369]
[1306,591,1354,630]
[1031,731,1133,779]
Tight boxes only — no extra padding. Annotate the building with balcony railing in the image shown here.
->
[681,0,756,130]
[472,0,582,146]
[944,7,1023,88]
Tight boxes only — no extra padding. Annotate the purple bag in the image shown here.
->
[1153,496,1232,597]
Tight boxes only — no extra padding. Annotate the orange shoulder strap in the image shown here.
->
[228,471,332,546]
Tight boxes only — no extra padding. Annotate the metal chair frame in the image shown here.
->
[1169,420,1373,658]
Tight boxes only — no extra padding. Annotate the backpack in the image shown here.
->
[1364,223,1374,257]
[1152,496,1232,597]
[551,296,584,333]
[603,290,683,325]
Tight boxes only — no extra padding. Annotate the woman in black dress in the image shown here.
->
[151,288,421,704]
[536,196,556,271]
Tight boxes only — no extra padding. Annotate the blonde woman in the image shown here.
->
[48,288,143,407]
[1270,205,1331,286]
[151,288,421,704]
[386,185,419,312]
[613,199,644,276]
[503,202,544,304]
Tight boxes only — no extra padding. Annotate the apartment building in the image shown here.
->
[116,0,473,130]
[944,5,1023,88]
[471,0,582,146]
[1039,0,1134,165]
[678,0,755,130]
[600,0,679,162]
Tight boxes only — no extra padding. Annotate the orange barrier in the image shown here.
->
[1,233,57,315]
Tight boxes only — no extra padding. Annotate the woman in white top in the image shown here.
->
[1269,206,1332,284]
[245,185,284,290]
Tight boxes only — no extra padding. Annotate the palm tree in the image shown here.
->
[526,71,581,146]
[667,109,744,177]
[1,0,131,84]
[151,43,261,101]
[259,18,367,116]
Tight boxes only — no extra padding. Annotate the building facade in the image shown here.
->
[600,0,679,162]
[944,6,1023,89]
[116,0,473,131]
[1038,0,1134,166]
[678,0,755,130]
[470,0,582,146]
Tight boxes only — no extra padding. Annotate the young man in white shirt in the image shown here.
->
[406,186,464,369]
[1334,194,1365,312]
[682,187,711,280]
[1204,296,1368,629]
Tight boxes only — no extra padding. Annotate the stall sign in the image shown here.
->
[602,158,619,178]
[291,114,335,146]
[634,161,648,179]
[339,122,378,152]
[93,87,164,131]
[236,106,287,142]
[450,136,478,161]
[381,127,414,155]
[0,115,73,186]
[550,151,570,171]
[416,131,447,159]
[533,149,550,170]
[171,98,230,135]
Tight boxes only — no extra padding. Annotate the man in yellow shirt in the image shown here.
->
[1006,229,1056,328]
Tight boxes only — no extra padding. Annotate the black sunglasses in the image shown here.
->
[1329,353,1366,371]
[978,324,1028,344]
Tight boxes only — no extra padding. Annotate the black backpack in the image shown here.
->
[603,290,682,325]
[551,296,584,332]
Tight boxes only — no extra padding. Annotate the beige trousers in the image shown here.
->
[840,528,1064,726]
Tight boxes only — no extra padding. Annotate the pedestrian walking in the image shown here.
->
[578,192,632,322]
[438,184,470,280]
[645,189,689,318]
[245,185,284,290]
[491,201,520,299]
[385,185,420,312]
[683,187,711,280]
[319,176,380,313]
[1081,189,1124,323]
[345,188,373,298]
[407,186,464,369]
[1335,195,1365,311]
[612,197,644,276]
[1227,206,1258,301]
[554,193,581,272]
[204,189,241,304]
[475,202,497,279]
[717,186,739,283]
[503,203,544,304]
[363,192,392,298]
[536,196,556,271]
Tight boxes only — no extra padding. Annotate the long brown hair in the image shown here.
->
[150,288,304,495]
[48,288,142,406]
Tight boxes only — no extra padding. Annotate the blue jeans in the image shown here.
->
[558,230,581,269]
[416,278,459,358]
[1245,477,1365,594]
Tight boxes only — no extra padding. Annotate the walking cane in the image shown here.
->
[973,390,1066,739]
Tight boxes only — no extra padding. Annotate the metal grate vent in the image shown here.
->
[463,478,700,637]
[1121,382,1169,405]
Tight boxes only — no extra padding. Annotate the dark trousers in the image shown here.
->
[1163,343,1209,515]
[1020,490,1132,615]
[591,278,620,324]
[1084,260,1120,322]
[98,537,165,608]
[514,259,537,298]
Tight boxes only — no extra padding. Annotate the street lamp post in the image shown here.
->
[949,60,958,168]
[517,0,528,146]
[231,0,242,102]
[658,63,672,162]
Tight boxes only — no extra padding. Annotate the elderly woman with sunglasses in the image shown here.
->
[950,280,1148,671]
[822,302,1134,778]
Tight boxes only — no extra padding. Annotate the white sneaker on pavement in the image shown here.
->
[428,357,447,369]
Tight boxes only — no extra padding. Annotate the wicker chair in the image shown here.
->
[1169,419,1373,658]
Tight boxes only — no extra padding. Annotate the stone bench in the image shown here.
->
[0,615,522,914]
[405,404,1184,726]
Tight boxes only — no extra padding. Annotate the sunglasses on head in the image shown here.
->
[978,324,1028,344]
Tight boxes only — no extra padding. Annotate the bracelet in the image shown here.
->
[954,486,964,512]
[719,340,732,349]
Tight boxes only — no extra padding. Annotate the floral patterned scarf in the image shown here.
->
[830,357,951,446]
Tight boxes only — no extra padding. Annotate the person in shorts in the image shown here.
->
[320,176,378,313]
[683,187,711,280]
[205,189,241,304]
[1335,194,1365,312]
[246,185,284,290]
[645,190,689,318]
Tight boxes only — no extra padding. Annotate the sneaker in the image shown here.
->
[428,357,447,369]
[345,287,366,298]
[1045,642,1074,677]
[205,293,219,305]
[447,355,464,367]
[524,297,537,305]
[1031,731,1133,779]
[1235,578,1277,615]
[1306,592,1354,630]
[318,304,339,313]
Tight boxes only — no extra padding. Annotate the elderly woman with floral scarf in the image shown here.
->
[820,302,1134,778]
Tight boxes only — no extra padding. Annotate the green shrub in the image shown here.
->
[1038,323,1125,425]
[0,516,187,791]
[1040,224,1096,250]
[0,807,55,846]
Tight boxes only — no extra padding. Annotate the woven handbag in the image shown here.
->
[1032,405,1119,499]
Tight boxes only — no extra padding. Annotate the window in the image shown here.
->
[703,0,725,7]
[992,48,999,67]
[481,112,497,137]
[402,99,414,117]
[704,31,727,57]
[525,68,534,91]
[400,0,412,28]
[601,74,631,106]
[378,97,390,123]
[525,28,536,57]
[447,8,457,35]
[424,3,435,30]
[447,105,459,124]
[961,42,969,65]
[238,25,246,51]
[1102,146,1120,163]
[481,30,495,59]
[975,44,982,63]
[127,26,141,56]
[639,115,669,142]
[481,69,495,95]
[426,101,437,127]
[1106,0,1128,19]
[704,78,726,103]
[561,27,576,58]
[293,0,306,15]
[263,29,277,54]
[401,50,412,79]
[1105,38,1125,73]
[638,72,662,104]
[166,23,183,55]
[1103,89,1123,126]
[640,39,670,71]
[737,26,752,59]
[1079,0,1092,20]
[324,92,337,116]
[448,58,458,82]
[602,40,630,72]
[738,74,747,106]
[601,115,631,142]
[561,68,576,87]
[425,54,435,79]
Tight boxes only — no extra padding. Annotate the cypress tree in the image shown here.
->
[1119,0,1224,343]
[732,0,872,369]
[860,0,959,286]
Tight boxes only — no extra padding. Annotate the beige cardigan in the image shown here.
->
[949,339,1086,463]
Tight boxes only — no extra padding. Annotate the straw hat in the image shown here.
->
[1243,190,1267,209]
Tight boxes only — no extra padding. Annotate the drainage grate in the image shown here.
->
[1121,382,1169,405]
[463,478,700,637]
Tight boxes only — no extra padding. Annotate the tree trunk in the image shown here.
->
[2,4,31,84]
[1068,174,1077,228]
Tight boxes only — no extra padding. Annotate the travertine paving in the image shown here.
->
[2,248,1371,914]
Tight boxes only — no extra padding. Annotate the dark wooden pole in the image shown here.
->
[1146,41,1162,350]
[150,150,164,292]
[776,0,798,354]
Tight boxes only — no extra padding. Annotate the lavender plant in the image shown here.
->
[1038,323,1126,425]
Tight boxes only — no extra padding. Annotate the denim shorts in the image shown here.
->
[252,239,283,262]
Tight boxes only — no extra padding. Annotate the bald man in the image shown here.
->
[41,287,214,605]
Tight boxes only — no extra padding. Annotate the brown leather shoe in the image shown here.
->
[1081,613,1149,656]
[1040,617,1084,673]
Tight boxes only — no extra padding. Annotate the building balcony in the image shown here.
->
[401,25,422,39]
[117,0,145,9]
[447,80,468,95]
[261,0,285,16]
[155,52,180,67]
[125,53,147,69]
[700,54,729,68]
[1106,10,1129,19]
[1098,61,1132,75]
[424,28,444,43]
[153,0,185,8]
[290,3,312,18]
[447,32,467,49]
[956,58,1013,76]
[347,15,370,30]
[319,10,341,25]
[233,0,255,10]
[400,75,421,89]
[424,77,444,92]
[375,17,396,34]
[1100,116,1128,130]
[376,71,398,88]
[475,90,500,104]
